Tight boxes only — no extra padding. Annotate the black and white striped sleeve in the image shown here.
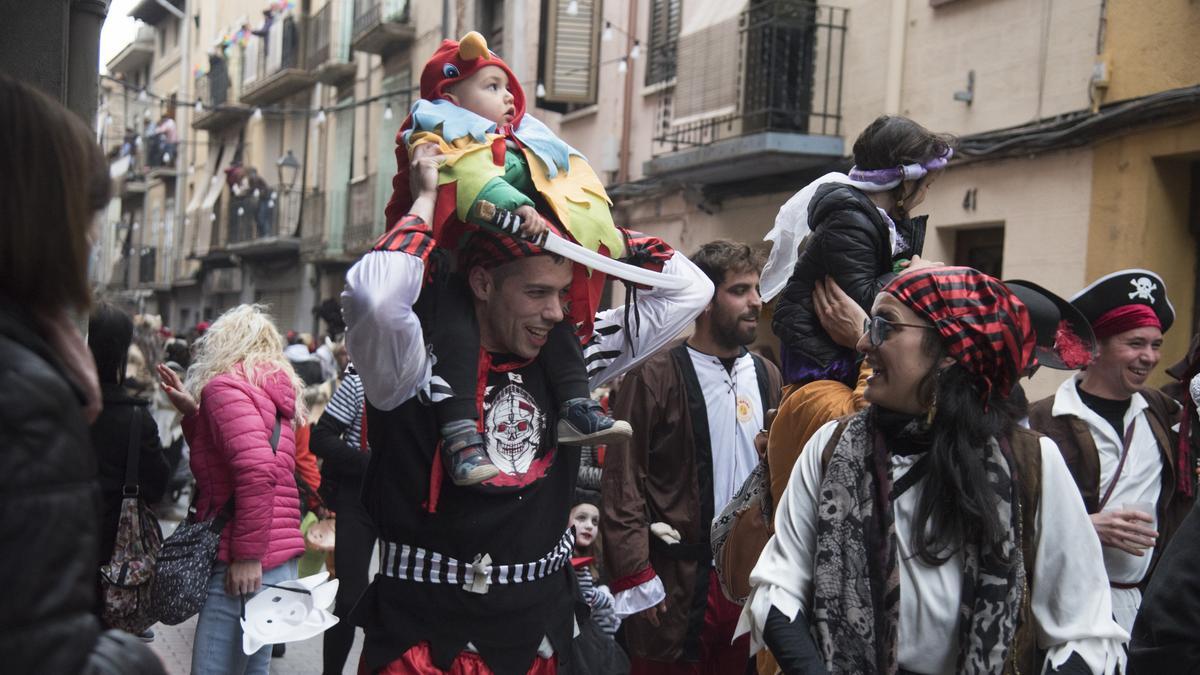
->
[584,252,714,389]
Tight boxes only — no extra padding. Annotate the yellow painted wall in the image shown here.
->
[1087,118,1200,385]
[1099,0,1200,104]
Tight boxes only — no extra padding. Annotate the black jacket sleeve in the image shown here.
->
[310,411,369,478]
[136,407,170,505]
[817,210,889,310]
[763,606,828,675]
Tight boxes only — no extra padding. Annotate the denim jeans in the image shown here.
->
[191,557,299,675]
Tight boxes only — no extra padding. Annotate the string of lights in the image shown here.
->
[99,72,420,121]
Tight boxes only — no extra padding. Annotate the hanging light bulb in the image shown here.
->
[536,83,547,98]
[566,0,578,16]
[194,100,203,113]
[163,152,171,164]
[384,103,393,121]
[602,22,613,41]
[138,88,148,103]
[617,58,627,74]
[237,206,245,216]
[316,109,327,125]
[252,107,263,121]
[630,40,641,60]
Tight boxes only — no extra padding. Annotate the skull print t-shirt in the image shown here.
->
[353,349,580,674]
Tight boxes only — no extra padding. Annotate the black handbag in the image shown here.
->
[150,412,280,625]
[98,409,163,633]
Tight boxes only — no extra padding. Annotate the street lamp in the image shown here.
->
[276,150,301,191]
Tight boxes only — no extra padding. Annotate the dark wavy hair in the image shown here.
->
[852,115,956,219]
[909,331,1020,568]
[690,240,765,290]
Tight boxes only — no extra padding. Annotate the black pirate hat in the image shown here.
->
[1005,279,1097,370]
[1070,268,1175,337]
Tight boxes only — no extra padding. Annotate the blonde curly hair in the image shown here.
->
[185,304,306,424]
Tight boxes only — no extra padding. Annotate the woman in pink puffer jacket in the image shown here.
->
[158,304,306,675]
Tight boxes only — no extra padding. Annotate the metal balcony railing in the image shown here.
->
[351,0,411,53]
[138,247,157,284]
[343,174,378,253]
[654,0,847,151]
[227,186,306,245]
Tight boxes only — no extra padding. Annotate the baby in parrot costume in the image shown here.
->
[383,31,633,486]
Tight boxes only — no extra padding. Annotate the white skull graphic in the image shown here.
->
[1128,277,1158,303]
[484,383,545,475]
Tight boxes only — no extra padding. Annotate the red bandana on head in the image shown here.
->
[885,267,1036,401]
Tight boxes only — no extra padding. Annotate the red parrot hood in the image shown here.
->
[418,31,527,129]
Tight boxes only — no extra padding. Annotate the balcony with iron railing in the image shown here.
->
[193,67,251,130]
[226,185,307,257]
[137,247,157,285]
[350,0,414,55]
[645,0,847,185]
[107,25,155,76]
[307,1,357,84]
[242,13,316,105]
[343,174,382,254]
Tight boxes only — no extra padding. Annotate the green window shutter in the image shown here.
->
[645,0,681,86]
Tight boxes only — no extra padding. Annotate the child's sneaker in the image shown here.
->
[441,421,500,486]
[556,398,632,445]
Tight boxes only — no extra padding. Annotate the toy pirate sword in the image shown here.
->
[472,201,690,291]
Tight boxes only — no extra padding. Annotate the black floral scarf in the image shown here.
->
[810,408,1023,674]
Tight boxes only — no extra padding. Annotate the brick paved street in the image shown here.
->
[147,615,363,675]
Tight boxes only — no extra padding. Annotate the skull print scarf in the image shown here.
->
[811,409,1024,674]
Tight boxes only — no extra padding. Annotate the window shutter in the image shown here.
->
[646,0,681,86]
[541,0,602,104]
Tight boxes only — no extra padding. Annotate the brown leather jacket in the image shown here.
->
[1028,386,1192,590]
[602,343,781,662]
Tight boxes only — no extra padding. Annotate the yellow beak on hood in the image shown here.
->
[457,31,489,61]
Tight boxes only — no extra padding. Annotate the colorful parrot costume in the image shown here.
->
[383,31,625,337]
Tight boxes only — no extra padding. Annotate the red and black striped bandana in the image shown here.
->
[885,267,1036,400]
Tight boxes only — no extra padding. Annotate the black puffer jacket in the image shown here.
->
[91,383,169,567]
[772,183,927,370]
[0,302,102,673]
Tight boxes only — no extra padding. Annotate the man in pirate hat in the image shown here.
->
[342,133,714,673]
[1029,269,1193,633]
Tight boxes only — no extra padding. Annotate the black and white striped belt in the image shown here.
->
[378,528,576,594]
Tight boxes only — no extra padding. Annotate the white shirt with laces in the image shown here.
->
[737,419,1129,675]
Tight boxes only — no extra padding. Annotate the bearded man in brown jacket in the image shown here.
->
[601,240,781,674]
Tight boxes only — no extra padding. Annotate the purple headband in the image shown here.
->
[848,147,954,186]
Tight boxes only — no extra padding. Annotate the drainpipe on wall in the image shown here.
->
[883,0,907,114]
[618,0,638,185]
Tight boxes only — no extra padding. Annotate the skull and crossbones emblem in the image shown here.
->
[1128,277,1158,303]
[484,383,545,475]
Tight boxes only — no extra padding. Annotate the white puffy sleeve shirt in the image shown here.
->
[736,421,1129,675]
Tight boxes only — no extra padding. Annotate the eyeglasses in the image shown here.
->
[862,315,936,348]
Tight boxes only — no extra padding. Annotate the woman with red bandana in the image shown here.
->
[739,267,1128,675]
[1029,268,1192,634]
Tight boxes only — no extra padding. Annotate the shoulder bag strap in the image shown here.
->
[1097,419,1138,511]
[123,407,143,494]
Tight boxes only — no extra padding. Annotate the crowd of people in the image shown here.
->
[4,29,1200,675]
